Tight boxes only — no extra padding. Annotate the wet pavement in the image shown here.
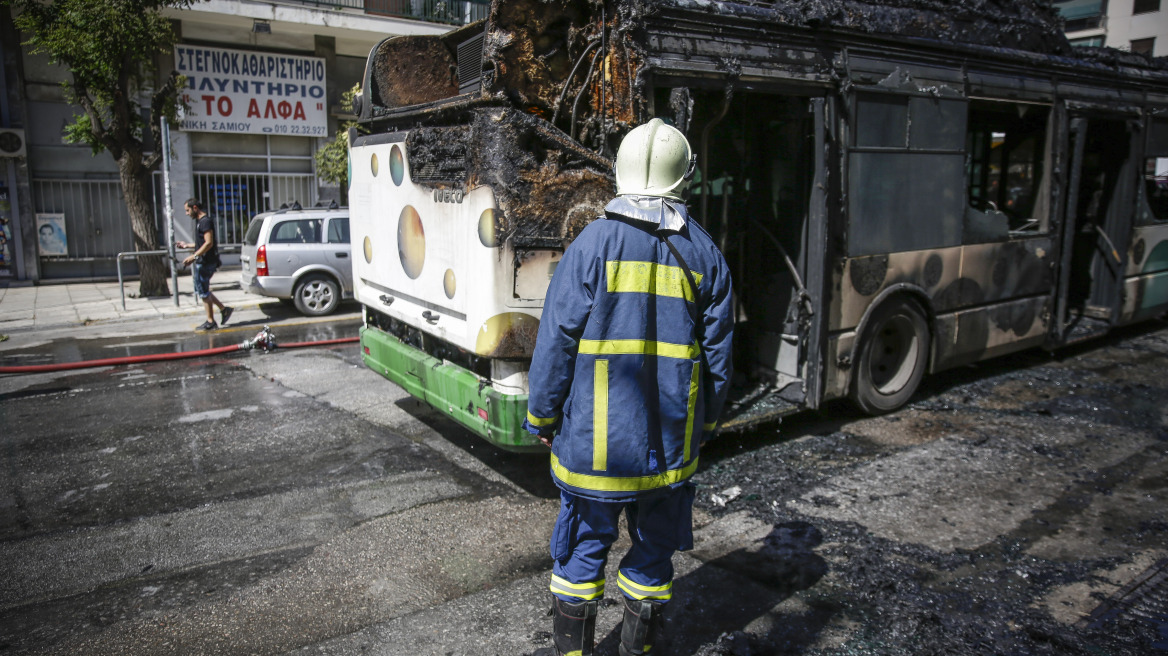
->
[1,276,1166,654]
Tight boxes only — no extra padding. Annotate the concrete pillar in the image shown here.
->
[0,7,37,281]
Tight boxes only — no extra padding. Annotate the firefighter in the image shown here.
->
[525,118,735,656]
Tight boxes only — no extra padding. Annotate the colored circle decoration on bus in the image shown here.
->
[398,205,425,279]
[363,235,373,264]
[444,268,456,299]
[370,152,378,177]
[478,208,497,247]
[390,145,405,186]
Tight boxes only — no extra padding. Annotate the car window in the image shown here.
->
[327,217,350,244]
[243,217,265,246]
[269,219,322,244]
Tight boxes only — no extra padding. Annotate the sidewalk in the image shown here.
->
[0,268,261,335]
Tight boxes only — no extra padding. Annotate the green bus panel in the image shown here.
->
[360,326,543,453]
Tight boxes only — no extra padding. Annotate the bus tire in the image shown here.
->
[851,297,929,415]
[293,274,340,316]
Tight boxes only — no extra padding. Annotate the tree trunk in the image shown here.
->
[118,154,170,297]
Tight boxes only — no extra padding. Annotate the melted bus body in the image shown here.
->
[349,0,1168,451]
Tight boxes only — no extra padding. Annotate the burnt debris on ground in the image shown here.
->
[688,324,1168,655]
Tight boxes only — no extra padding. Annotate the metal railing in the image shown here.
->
[116,245,240,310]
[1063,15,1107,32]
[290,0,489,25]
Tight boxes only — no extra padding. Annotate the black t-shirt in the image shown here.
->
[195,215,221,267]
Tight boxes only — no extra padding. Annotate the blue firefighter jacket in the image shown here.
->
[525,195,735,502]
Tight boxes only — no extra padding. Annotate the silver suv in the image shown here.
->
[240,205,352,316]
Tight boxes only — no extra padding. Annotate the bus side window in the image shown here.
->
[1139,157,1168,225]
[965,100,1051,239]
[847,93,966,257]
[1138,120,1168,226]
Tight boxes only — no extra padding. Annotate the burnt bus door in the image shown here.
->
[803,97,830,409]
[1056,114,1140,340]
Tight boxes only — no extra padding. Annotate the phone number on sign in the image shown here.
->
[269,125,327,136]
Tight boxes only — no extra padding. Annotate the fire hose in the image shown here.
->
[0,326,359,375]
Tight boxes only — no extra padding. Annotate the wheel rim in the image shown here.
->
[301,280,335,312]
[868,314,920,395]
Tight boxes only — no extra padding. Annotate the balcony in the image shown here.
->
[1054,0,1109,33]
[290,0,489,25]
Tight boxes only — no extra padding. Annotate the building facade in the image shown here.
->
[0,0,484,281]
[1055,0,1168,55]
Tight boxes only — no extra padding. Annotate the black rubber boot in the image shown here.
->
[618,597,666,655]
[536,597,599,656]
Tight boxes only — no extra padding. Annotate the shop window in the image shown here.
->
[190,133,314,174]
[1133,0,1160,15]
[965,100,1050,241]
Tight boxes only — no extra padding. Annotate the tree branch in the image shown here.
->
[71,74,123,159]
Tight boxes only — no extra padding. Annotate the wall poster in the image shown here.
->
[36,213,67,257]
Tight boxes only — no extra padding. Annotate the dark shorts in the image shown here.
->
[192,261,217,299]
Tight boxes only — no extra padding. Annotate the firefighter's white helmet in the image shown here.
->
[614,118,695,200]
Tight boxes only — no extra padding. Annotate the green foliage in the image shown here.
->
[315,83,365,188]
[12,0,190,157]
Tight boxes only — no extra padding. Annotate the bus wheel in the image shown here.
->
[851,298,929,414]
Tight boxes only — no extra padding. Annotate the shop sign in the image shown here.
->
[175,45,328,137]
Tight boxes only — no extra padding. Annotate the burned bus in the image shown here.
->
[348,0,1168,451]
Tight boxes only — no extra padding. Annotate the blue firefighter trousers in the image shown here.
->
[549,483,696,604]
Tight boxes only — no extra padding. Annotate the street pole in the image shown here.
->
[161,118,178,307]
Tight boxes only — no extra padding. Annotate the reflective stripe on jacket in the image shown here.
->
[526,197,734,501]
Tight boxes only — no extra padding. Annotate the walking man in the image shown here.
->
[525,119,735,655]
[177,198,233,331]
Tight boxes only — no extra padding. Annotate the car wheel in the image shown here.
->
[851,297,929,415]
[293,274,340,316]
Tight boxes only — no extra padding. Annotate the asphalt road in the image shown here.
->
[1,313,1166,655]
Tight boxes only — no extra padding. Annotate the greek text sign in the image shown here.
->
[175,45,328,136]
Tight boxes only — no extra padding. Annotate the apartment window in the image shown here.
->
[1131,38,1156,56]
[1133,0,1160,15]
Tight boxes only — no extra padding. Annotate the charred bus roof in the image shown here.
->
[358,0,1168,127]
[352,0,1168,249]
